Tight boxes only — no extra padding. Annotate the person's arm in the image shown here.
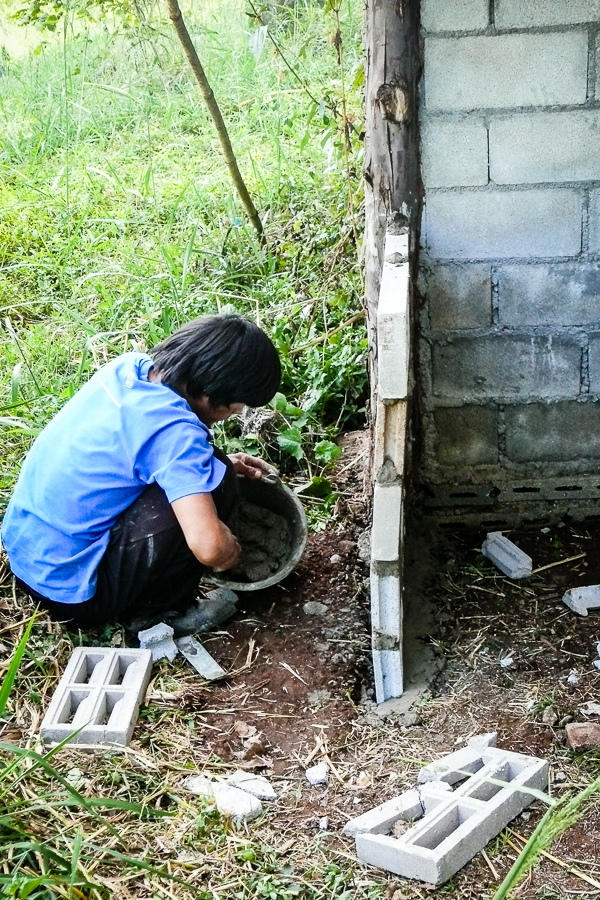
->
[171,492,241,571]
[228,452,277,480]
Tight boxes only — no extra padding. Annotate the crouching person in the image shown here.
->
[1,315,281,635]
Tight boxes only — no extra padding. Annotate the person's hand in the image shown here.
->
[228,452,278,480]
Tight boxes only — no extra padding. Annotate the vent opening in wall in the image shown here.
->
[555,485,583,492]
[513,487,541,494]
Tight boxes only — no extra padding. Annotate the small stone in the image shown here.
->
[562,585,600,617]
[542,707,558,726]
[554,771,567,782]
[581,701,600,716]
[594,660,600,671]
[330,554,342,564]
[540,527,550,534]
[500,656,514,668]
[319,816,329,830]
[303,602,329,617]
[306,762,329,786]
[566,722,600,751]
[353,796,362,805]
[227,770,276,801]
[567,672,579,686]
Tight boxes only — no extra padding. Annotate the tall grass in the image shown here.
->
[0,0,366,506]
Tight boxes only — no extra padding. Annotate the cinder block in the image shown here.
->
[490,111,600,185]
[424,189,582,260]
[371,572,402,648]
[418,746,487,784]
[378,234,410,401]
[432,335,582,401]
[424,32,588,111]
[433,406,498,467]
[421,118,488,187]
[589,335,600,393]
[421,0,489,32]
[481,532,533,578]
[505,402,600,462]
[356,746,548,885]
[496,0,600,28]
[371,483,402,563]
[425,262,492,330]
[498,263,600,327]
[590,190,600,254]
[40,648,152,747]
[343,790,423,837]
[374,400,407,483]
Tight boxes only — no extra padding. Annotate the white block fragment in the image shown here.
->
[183,775,214,796]
[138,623,179,661]
[40,648,152,748]
[212,784,263,824]
[228,770,277,801]
[562,585,600,617]
[306,762,329,785]
[481,532,532,579]
[175,636,226,680]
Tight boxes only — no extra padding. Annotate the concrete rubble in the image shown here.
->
[345,735,548,886]
[305,762,329,785]
[175,635,226,680]
[138,623,179,662]
[562,585,600,616]
[227,770,277,801]
[481,532,532,579]
[183,776,263,824]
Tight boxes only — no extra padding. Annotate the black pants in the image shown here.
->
[17,449,238,631]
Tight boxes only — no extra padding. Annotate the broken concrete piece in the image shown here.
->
[303,601,329,617]
[305,762,329,785]
[581,701,600,716]
[343,791,424,837]
[319,816,329,830]
[566,722,600,751]
[227,770,276,801]
[183,775,214,796]
[467,732,497,749]
[562,585,600,617]
[182,776,263,823]
[138,623,179,662]
[175,636,226,680]
[481,532,532,579]
[542,706,558,726]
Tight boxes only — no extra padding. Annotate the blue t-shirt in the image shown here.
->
[1,353,226,604]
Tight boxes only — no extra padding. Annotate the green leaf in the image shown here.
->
[294,476,333,498]
[314,439,341,464]
[277,426,304,459]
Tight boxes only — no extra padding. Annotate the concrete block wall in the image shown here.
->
[419,0,600,503]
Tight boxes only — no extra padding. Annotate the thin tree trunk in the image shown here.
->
[165,0,265,244]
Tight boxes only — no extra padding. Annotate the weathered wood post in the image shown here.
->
[363,0,421,702]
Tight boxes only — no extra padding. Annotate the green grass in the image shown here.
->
[0,0,366,508]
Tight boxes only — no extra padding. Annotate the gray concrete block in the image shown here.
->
[434,406,498,467]
[562,585,600,616]
[356,747,548,885]
[371,572,402,648]
[40,648,152,747]
[505,402,600,462]
[481,532,533,578]
[490,111,600,185]
[424,32,588,111]
[425,262,492,330]
[590,190,600,254]
[418,746,487,784]
[371,484,402,563]
[378,233,410,401]
[422,118,488,188]
[424,190,582,260]
[343,790,423,837]
[496,0,600,28]
[421,0,489,32]
[498,263,600,327]
[432,335,581,401]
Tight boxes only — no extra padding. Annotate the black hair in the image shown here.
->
[151,315,281,408]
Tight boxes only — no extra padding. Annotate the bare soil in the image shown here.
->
[3,435,600,898]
